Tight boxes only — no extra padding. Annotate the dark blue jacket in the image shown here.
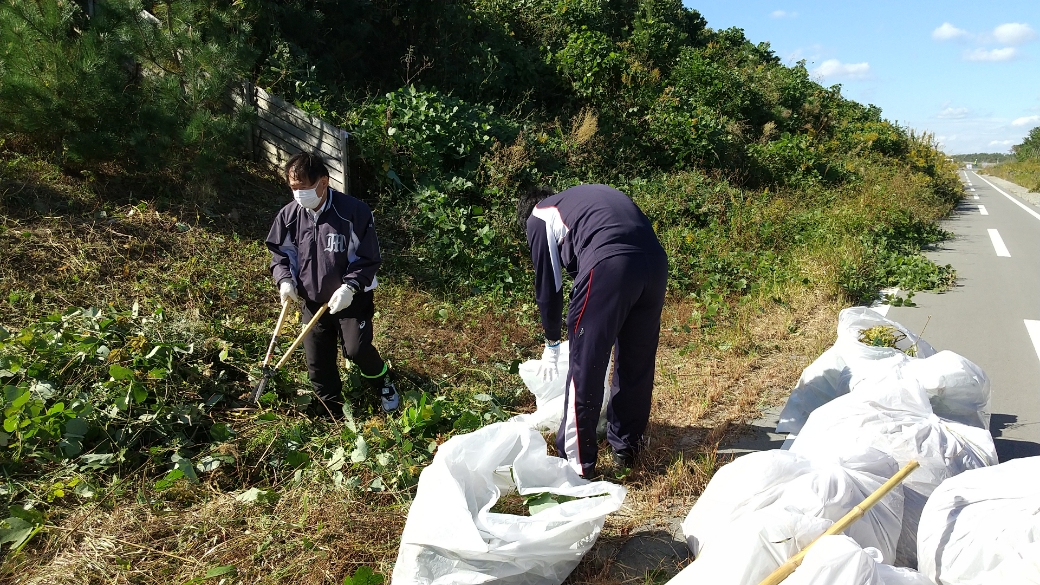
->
[525,184,665,340]
[266,188,381,305]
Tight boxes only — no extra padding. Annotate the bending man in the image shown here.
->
[519,184,668,478]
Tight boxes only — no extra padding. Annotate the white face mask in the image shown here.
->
[293,187,322,210]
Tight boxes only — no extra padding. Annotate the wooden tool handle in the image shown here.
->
[756,459,920,585]
[275,304,328,369]
[262,300,293,367]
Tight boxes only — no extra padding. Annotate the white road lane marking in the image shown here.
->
[970,188,975,191]
[1026,320,1040,366]
[988,229,1011,257]
[973,173,1040,222]
[974,195,980,200]
[979,205,989,215]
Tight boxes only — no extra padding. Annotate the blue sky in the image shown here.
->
[684,1,1040,154]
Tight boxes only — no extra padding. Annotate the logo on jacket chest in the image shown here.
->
[325,233,347,253]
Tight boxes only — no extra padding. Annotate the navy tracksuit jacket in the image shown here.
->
[266,188,388,410]
[526,184,668,477]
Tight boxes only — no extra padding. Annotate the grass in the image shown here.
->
[987,158,1040,192]
[0,143,959,583]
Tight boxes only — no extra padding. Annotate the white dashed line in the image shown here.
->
[973,173,1040,223]
[988,229,1011,257]
[1026,321,1040,366]
[974,195,980,200]
[978,205,989,215]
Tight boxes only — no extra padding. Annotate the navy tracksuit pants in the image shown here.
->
[302,291,387,415]
[556,252,668,477]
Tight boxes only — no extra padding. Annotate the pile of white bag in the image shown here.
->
[788,379,997,566]
[680,448,904,562]
[392,421,626,585]
[785,536,935,585]
[668,308,1005,585]
[917,456,1040,584]
[777,308,991,434]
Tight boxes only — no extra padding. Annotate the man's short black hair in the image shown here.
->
[285,152,330,185]
[516,185,556,227]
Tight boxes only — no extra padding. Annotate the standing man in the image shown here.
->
[519,184,668,478]
[266,152,400,415]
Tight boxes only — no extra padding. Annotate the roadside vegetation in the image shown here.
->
[1,1,961,582]
[989,126,1040,191]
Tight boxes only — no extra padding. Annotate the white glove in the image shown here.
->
[279,280,300,305]
[537,341,561,382]
[328,283,356,314]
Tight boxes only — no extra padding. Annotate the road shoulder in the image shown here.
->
[978,173,1040,208]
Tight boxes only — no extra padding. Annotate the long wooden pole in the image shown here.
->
[262,300,293,367]
[275,304,328,369]
[756,459,920,585]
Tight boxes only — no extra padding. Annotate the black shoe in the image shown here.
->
[611,448,636,469]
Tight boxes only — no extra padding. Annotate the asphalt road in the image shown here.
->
[886,170,1040,461]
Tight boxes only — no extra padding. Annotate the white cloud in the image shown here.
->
[989,140,1015,146]
[964,47,1017,62]
[1012,115,1040,126]
[813,59,871,80]
[933,22,969,41]
[938,107,970,119]
[771,10,797,19]
[993,23,1036,45]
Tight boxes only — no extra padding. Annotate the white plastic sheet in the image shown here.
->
[667,509,832,585]
[917,456,1040,585]
[786,535,936,585]
[681,448,904,562]
[392,421,626,585]
[777,307,936,434]
[511,341,611,434]
[788,380,997,567]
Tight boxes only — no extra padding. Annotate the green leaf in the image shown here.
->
[172,454,199,483]
[326,447,346,472]
[235,488,279,505]
[350,435,368,463]
[154,469,184,491]
[285,450,310,468]
[3,418,16,433]
[64,417,88,439]
[343,566,385,585]
[204,565,236,579]
[108,364,133,381]
[131,383,148,404]
[11,390,30,409]
[0,517,35,550]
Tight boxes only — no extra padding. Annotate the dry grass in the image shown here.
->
[3,483,406,585]
[0,286,844,585]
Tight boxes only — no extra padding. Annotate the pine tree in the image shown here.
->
[0,0,256,176]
